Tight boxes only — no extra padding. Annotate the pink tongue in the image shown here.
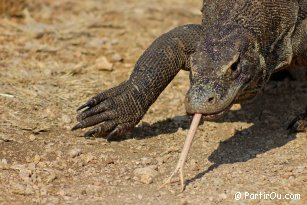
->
[160,113,202,191]
[178,113,202,167]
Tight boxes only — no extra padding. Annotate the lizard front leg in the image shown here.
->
[72,24,204,140]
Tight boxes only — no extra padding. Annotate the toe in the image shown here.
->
[84,121,118,138]
[77,101,111,121]
[106,123,135,141]
[78,111,117,129]
[77,98,98,111]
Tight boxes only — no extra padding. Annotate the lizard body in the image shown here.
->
[73,0,307,138]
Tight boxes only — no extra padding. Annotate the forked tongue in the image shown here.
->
[160,113,202,192]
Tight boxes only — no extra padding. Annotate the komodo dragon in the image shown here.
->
[73,0,306,137]
[73,0,307,188]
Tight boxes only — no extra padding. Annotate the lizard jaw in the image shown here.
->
[186,98,236,121]
[201,102,233,120]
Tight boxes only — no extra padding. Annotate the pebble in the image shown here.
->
[11,183,34,195]
[33,155,41,164]
[69,149,82,158]
[57,190,66,196]
[140,157,152,165]
[86,37,107,48]
[133,166,159,184]
[178,199,188,205]
[29,134,36,141]
[95,56,113,71]
[19,169,32,182]
[85,154,96,163]
[61,114,72,125]
[190,159,199,171]
[111,53,123,62]
[219,193,227,200]
[0,162,10,170]
[47,173,57,183]
[230,104,241,111]
[139,174,153,184]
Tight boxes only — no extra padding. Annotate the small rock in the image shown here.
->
[47,172,57,183]
[230,104,241,111]
[190,159,199,171]
[69,148,82,158]
[139,174,153,184]
[61,114,72,125]
[19,169,32,182]
[219,193,227,199]
[85,154,96,163]
[0,135,14,142]
[111,53,123,62]
[178,199,188,205]
[133,166,159,184]
[140,157,152,165]
[93,181,106,187]
[40,187,48,196]
[87,37,107,48]
[95,56,113,71]
[27,163,36,171]
[57,190,66,196]
[29,134,36,141]
[0,162,10,170]
[11,183,28,195]
[33,155,41,164]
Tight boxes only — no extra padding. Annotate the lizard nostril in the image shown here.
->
[208,96,215,104]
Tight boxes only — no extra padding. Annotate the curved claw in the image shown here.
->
[71,123,83,131]
[84,127,101,138]
[77,101,110,121]
[77,99,95,111]
[82,121,118,139]
[75,111,116,130]
[106,123,134,141]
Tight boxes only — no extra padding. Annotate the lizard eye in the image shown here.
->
[230,55,240,72]
[229,55,241,79]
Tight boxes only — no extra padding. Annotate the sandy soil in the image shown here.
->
[0,0,306,204]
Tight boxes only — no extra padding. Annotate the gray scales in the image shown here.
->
[73,0,307,190]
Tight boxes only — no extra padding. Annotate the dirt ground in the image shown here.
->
[0,0,306,204]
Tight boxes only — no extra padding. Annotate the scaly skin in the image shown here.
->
[73,25,204,139]
[73,0,307,139]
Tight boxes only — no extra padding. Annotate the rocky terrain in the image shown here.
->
[0,0,306,204]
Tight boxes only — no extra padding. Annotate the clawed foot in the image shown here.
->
[288,108,307,133]
[72,81,145,140]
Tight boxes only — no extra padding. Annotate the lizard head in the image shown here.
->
[185,26,264,118]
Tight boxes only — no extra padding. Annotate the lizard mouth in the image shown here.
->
[185,84,242,120]
[200,101,234,120]
[187,96,237,121]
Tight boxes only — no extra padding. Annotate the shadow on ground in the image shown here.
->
[110,73,305,186]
